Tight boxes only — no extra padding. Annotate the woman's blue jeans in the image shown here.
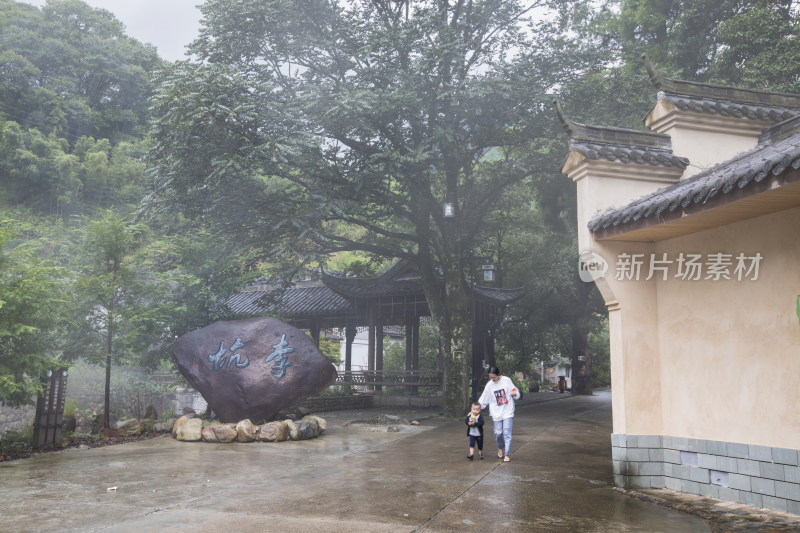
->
[493,417,513,456]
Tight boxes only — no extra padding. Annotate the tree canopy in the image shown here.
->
[0,220,65,406]
[147,0,565,414]
[1,0,798,414]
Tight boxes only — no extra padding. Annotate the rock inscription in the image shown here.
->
[173,317,337,422]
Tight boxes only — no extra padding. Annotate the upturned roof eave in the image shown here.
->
[643,54,800,109]
[588,125,800,241]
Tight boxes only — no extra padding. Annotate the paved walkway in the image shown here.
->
[0,390,797,532]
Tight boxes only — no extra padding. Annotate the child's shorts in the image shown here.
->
[469,435,482,449]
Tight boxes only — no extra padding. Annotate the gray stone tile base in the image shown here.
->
[612,434,800,517]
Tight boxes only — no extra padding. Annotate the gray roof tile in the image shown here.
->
[225,285,352,317]
[643,54,800,111]
[588,117,800,232]
[659,92,798,123]
[554,100,689,169]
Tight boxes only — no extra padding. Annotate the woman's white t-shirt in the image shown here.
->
[478,375,518,421]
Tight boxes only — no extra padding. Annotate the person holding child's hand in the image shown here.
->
[478,366,521,462]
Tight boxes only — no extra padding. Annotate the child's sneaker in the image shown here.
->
[478,453,484,460]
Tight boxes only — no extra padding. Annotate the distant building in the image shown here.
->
[541,360,571,389]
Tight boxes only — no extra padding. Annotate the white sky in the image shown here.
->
[20,0,203,62]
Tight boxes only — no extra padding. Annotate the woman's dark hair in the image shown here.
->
[488,366,501,375]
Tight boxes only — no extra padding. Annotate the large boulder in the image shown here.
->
[173,317,337,422]
[295,420,319,440]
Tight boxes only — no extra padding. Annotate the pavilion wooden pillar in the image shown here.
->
[367,315,376,392]
[411,315,419,395]
[404,314,412,395]
[310,319,320,347]
[375,323,384,393]
[344,323,356,386]
[471,314,482,402]
[405,313,419,395]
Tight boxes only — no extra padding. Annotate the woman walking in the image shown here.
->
[478,366,520,462]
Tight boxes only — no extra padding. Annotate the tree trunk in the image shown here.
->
[438,262,472,416]
[104,313,113,434]
[103,353,111,433]
[418,250,472,416]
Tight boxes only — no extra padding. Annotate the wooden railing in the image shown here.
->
[336,370,443,387]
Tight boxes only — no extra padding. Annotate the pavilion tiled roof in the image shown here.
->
[227,259,524,321]
[320,270,424,299]
[225,284,352,318]
[588,115,800,232]
[322,260,525,305]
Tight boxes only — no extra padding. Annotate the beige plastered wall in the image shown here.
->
[590,207,800,449]
[645,100,769,179]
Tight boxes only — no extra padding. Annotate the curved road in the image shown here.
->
[0,390,713,532]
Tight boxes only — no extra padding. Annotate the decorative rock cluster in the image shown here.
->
[171,414,327,443]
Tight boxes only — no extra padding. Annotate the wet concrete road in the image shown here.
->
[0,390,716,532]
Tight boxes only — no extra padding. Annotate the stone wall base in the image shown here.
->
[298,395,374,412]
[612,433,800,515]
[372,395,442,408]
[298,393,442,412]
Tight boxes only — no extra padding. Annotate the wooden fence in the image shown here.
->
[335,370,442,388]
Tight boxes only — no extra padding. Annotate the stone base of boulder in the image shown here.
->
[171,416,327,444]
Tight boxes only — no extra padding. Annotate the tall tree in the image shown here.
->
[66,210,153,432]
[147,0,560,415]
[0,220,65,406]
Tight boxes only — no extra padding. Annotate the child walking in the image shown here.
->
[465,401,484,460]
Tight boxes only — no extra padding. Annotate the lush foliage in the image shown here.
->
[382,322,441,373]
[0,221,65,405]
[146,0,568,414]
[0,0,160,219]
[1,0,799,414]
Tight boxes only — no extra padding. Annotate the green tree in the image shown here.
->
[585,0,799,91]
[65,209,154,431]
[147,0,561,415]
[0,0,162,144]
[710,1,800,92]
[0,220,65,406]
[382,321,440,373]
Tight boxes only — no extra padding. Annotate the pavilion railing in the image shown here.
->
[335,370,442,388]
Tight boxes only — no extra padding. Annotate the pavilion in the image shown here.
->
[225,259,524,399]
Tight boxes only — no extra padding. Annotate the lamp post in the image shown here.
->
[443,201,456,218]
[481,264,496,283]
